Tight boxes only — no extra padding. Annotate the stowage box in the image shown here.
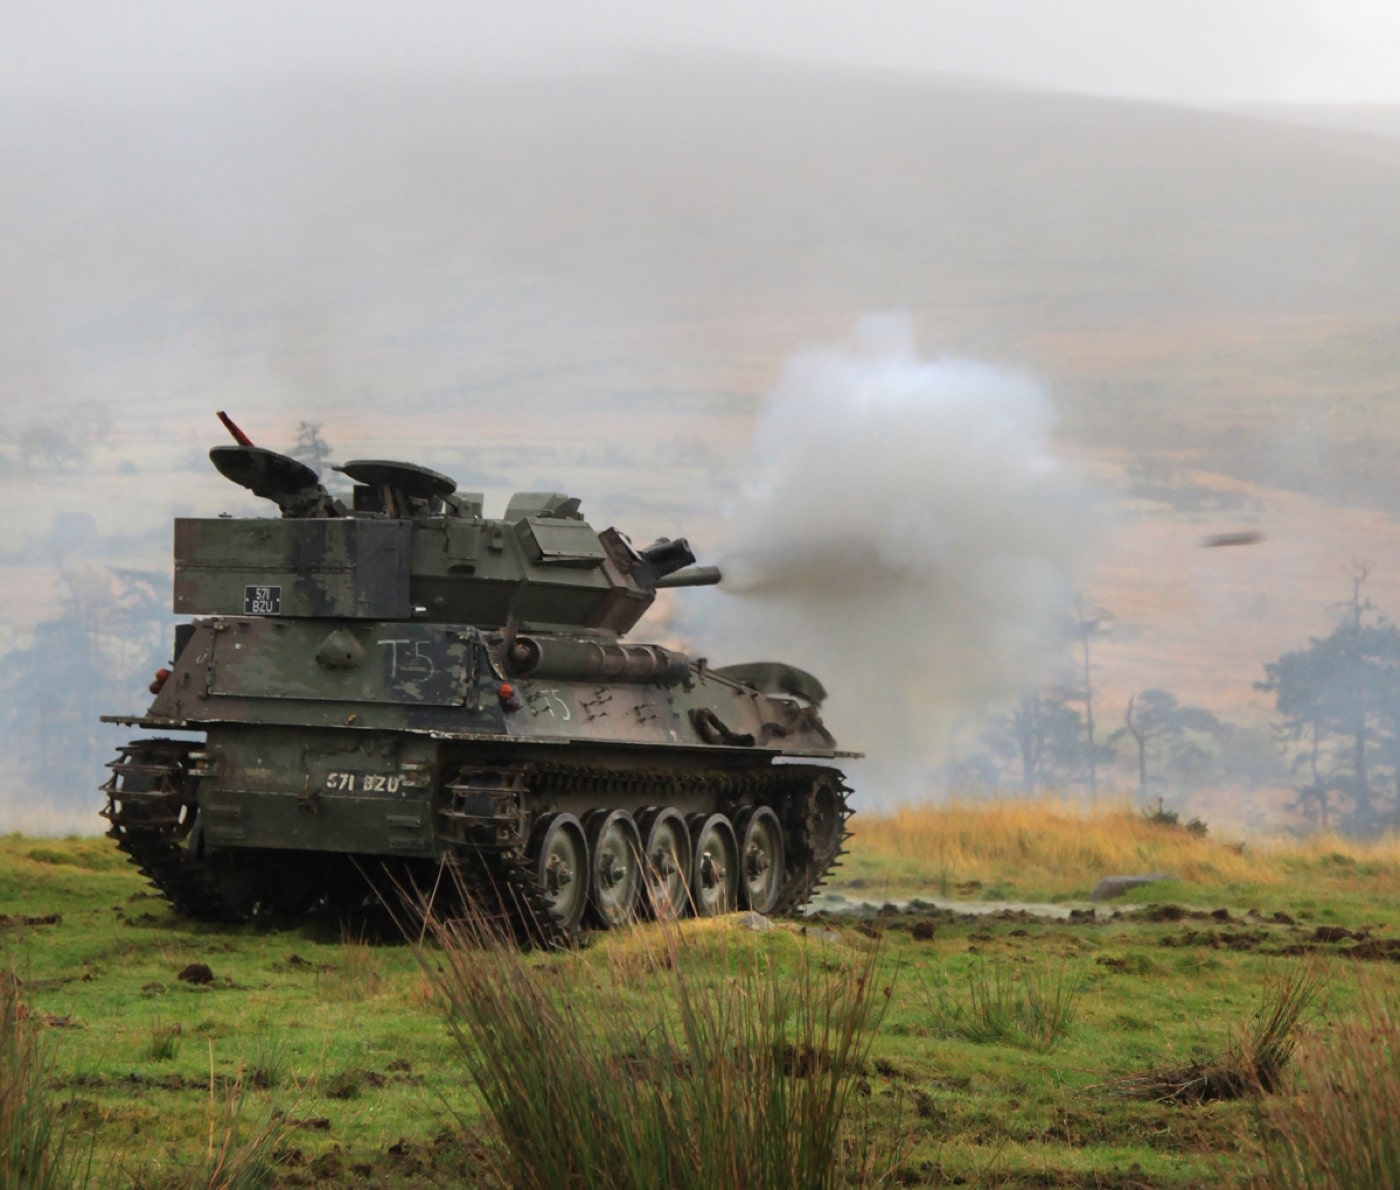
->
[173,517,412,619]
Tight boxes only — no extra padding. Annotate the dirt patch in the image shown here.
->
[1345,937,1400,962]
[914,1161,1171,1188]
[1279,934,1400,961]
[0,912,61,929]
[278,953,333,974]
[1139,904,1189,922]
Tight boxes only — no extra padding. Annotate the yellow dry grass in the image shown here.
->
[846,798,1400,898]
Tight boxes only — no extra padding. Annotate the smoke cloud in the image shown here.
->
[691,313,1104,804]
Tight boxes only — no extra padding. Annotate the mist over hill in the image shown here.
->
[7,58,1400,458]
[4,57,1400,828]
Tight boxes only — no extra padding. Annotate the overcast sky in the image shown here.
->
[3,0,1399,106]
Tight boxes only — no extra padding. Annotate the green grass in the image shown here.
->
[3,832,1400,1186]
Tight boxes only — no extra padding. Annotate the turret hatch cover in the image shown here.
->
[335,460,456,501]
[210,446,321,499]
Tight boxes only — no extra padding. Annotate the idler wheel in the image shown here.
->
[585,810,643,928]
[807,773,846,856]
[688,813,739,917]
[736,806,785,916]
[637,807,691,920]
[529,813,589,932]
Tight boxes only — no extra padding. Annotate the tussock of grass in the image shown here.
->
[848,798,1400,898]
[315,926,383,1001]
[922,955,1085,1052]
[1,967,89,1188]
[420,910,895,1189]
[1253,978,1400,1188]
[147,1020,181,1062]
[245,1033,288,1090]
[1113,961,1324,1104]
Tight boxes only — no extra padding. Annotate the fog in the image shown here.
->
[3,7,1400,832]
[5,1,1400,104]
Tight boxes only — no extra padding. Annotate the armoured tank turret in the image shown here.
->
[101,416,855,943]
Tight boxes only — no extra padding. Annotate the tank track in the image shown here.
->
[100,739,853,947]
[100,739,233,920]
[448,759,854,947]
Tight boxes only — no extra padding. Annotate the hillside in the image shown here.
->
[4,58,1400,826]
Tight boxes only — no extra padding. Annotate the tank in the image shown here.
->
[100,416,856,944]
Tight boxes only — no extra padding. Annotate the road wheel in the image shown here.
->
[737,806,784,915]
[585,810,643,928]
[688,813,739,917]
[637,807,691,919]
[530,813,589,932]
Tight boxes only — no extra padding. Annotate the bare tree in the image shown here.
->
[1071,596,1114,797]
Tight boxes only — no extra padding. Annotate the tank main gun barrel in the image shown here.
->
[654,565,722,589]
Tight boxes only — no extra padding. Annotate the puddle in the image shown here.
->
[803,891,1115,921]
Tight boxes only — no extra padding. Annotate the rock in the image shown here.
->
[1091,874,1174,902]
[910,920,936,942]
[735,911,775,932]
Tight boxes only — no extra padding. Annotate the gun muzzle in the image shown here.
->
[653,565,722,589]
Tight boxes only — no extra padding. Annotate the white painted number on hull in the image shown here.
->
[325,771,402,794]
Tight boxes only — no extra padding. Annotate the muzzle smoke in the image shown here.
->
[690,314,1103,804]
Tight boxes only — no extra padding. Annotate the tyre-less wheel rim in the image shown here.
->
[533,814,589,931]
[587,810,643,928]
[738,806,784,915]
[639,808,691,919]
[690,814,739,917]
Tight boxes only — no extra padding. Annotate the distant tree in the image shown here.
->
[0,568,170,812]
[1109,688,1221,800]
[1257,566,1400,832]
[983,687,1088,794]
[286,421,334,478]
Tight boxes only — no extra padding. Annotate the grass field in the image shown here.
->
[3,803,1400,1187]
